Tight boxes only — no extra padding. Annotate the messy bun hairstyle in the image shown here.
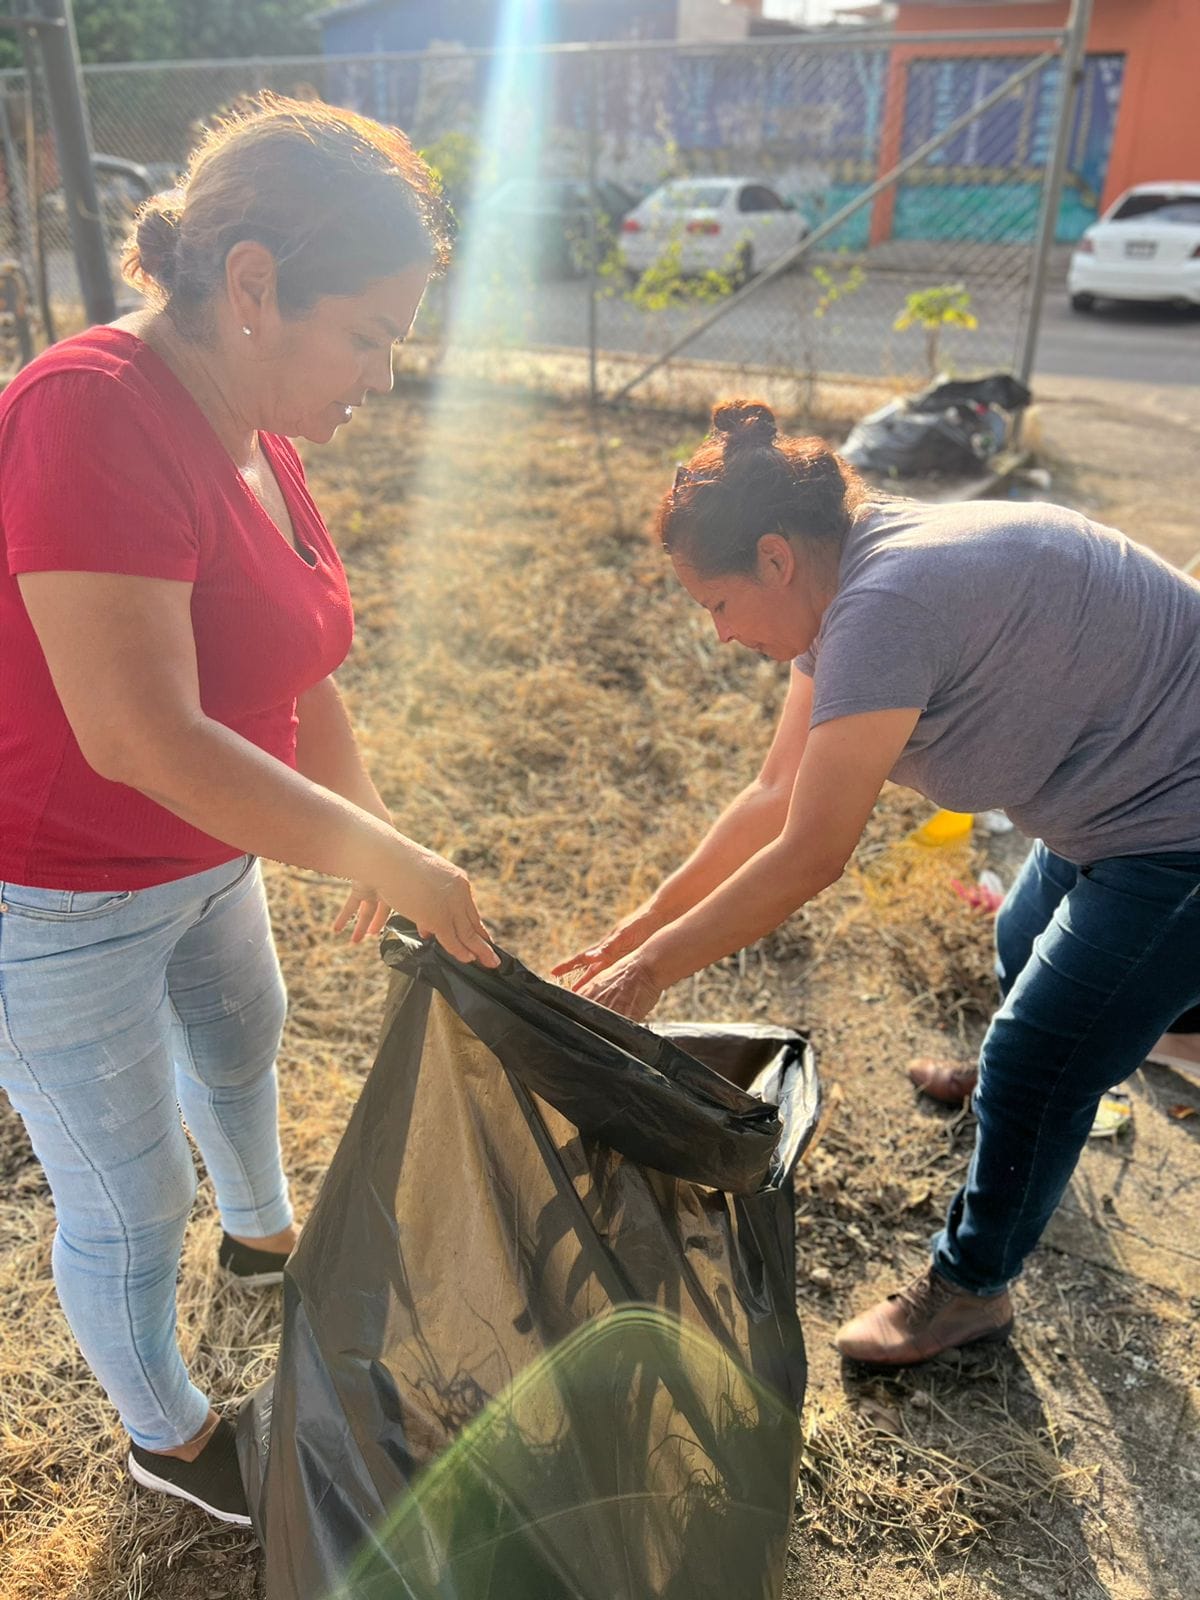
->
[655,397,869,576]
[710,398,778,448]
[122,93,451,336]
[130,201,184,294]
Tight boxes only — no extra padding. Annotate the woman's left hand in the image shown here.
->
[577,951,664,1021]
[332,883,392,944]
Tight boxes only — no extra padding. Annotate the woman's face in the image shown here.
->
[255,264,429,442]
[671,533,832,662]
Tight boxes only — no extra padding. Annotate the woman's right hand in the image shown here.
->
[376,835,499,967]
[552,903,664,991]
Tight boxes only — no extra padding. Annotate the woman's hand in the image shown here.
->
[374,837,499,968]
[332,884,391,944]
[552,904,664,992]
[577,951,663,1022]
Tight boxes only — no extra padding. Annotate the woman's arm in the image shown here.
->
[17,570,496,965]
[554,667,815,985]
[295,676,398,941]
[295,675,390,823]
[579,704,921,1018]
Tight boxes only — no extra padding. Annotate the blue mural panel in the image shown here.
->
[315,23,1125,248]
[638,48,888,163]
[897,53,1126,242]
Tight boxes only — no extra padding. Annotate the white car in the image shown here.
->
[619,177,807,280]
[1068,181,1200,311]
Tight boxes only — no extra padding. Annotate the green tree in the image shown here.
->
[893,282,978,378]
[0,0,320,70]
[419,130,486,221]
[171,0,319,60]
[71,0,177,64]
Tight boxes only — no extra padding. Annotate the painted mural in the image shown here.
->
[324,41,1124,248]
[897,53,1126,242]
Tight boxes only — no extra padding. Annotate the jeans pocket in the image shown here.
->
[197,856,257,919]
[1076,857,1200,923]
[0,885,136,923]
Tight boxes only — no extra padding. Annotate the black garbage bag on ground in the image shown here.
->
[840,371,1033,478]
[238,922,820,1600]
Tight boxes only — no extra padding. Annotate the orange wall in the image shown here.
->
[873,0,1200,243]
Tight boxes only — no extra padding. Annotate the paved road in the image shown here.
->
[443,267,1200,389]
[51,248,1200,387]
[1033,296,1200,386]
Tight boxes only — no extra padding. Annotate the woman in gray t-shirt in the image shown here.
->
[556,398,1200,1368]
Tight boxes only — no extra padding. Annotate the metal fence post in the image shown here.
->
[18,35,55,341]
[585,48,599,408]
[0,83,33,280]
[1017,0,1093,387]
[26,0,115,325]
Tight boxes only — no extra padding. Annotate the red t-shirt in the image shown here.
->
[0,328,354,889]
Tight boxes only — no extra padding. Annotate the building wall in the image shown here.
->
[319,0,683,54]
[889,0,1200,210]
[676,0,753,41]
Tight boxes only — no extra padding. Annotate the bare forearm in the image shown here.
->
[116,714,496,964]
[642,837,841,989]
[295,678,389,823]
[14,572,491,948]
[117,714,401,887]
[649,780,790,923]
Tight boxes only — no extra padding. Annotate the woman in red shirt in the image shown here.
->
[0,97,495,1525]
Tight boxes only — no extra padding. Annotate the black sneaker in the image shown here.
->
[127,1417,252,1526]
[218,1230,290,1288]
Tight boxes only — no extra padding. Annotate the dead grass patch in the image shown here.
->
[0,383,1102,1599]
[798,1375,1095,1585]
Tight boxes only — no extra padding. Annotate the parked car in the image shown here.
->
[619,177,808,281]
[40,155,157,245]
[470,176,638,278]
[1068,181,1200,311]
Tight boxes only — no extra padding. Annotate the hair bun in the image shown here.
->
[712,398,778,450]
[129,202,182,292]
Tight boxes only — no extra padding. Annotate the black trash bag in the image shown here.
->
[841,370,1033,478]
[238,923,820,1600]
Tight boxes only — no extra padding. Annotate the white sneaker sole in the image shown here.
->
[127,1450,253,1527]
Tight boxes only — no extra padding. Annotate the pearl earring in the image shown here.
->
[242,325,252,337]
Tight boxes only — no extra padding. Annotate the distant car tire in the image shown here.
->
[734,242,754,288]
[1070,292,1096,312]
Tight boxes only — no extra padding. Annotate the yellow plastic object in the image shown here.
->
[911,809,975,846]
[1089,1093,1133,1139]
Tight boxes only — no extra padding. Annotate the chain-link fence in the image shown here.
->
[0,24,1118,400]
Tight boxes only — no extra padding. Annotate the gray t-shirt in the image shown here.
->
[796,497,1200,864]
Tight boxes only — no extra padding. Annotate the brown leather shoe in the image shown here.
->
[835,1266,1013,1368]
[908,1056,978,1106]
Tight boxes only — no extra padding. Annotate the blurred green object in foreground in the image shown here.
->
[333,1304,801,1600]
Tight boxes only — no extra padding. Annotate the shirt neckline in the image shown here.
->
[96,326,321,572]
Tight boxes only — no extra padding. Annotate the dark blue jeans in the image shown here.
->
[932,841,1200,1296]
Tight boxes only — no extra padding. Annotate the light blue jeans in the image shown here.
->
[0,855,292,1450]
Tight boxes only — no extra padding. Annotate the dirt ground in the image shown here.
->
[1,371,1197,1600]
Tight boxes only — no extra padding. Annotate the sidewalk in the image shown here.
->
[1029,374,1200,570]
[821,240,1074,283]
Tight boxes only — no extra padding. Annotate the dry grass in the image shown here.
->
[0,381,1110,1599]
[799,1378,1095,1578]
